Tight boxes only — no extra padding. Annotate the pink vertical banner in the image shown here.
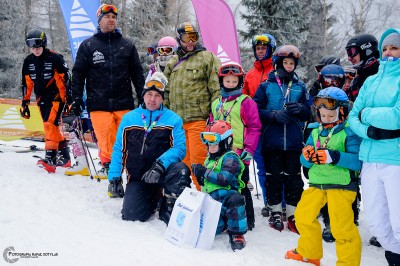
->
[191,0,241,64]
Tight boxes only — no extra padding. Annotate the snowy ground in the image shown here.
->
[0,139,387,266]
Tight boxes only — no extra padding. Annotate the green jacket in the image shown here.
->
[163,45,221,123]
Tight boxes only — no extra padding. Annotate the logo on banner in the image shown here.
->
[69,0,97,50]
[217,45,233,64]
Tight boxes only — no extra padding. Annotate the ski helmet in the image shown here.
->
[203,120,233,157]
[318,64,345,89]
[272,45,301,69]
[313,87,350,124]
[315,55,341,73]
[176,22,199,43]
[142,72,168,98]
[25,29,47,48]
[251,33,277,60]
[218,62,245,92]
[157,36,178,50]
[345,33,379,62]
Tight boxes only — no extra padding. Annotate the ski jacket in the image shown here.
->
[72,28,145,112]
[163,44,221,123]
[348,28,400,166]
[210,94,261,156]
[253,71,310,151]
[22,48,68,103]
[242,58,274,98]
[301,122,362,191]
[108,104,186,182]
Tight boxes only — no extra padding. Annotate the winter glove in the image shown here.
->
[191,164,208,186]
[302,145,315,161]
[108,178,124,198]
[270,110,292,124]
[72,98,85,116]
[309,80,321,97]
[285,102,303,115]
[240,150,253,163]
[311,148,340,165]
[142,161,165,184]
[20,100,30,119]
[367,126,400,140]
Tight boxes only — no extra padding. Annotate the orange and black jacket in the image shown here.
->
[21,48,68,103]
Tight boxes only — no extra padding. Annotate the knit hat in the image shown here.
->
[97,4,118,24]
[381,33,400,49]
[142,72,168,98]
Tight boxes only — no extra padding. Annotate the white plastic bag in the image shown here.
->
[196,194,222,249]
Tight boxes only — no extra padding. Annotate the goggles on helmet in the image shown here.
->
[145,80,165,91]
[346,47,359,58]
[313,97,342,110]
[26,38,44,48]
[200,129,232,145]
[99,4,118,15]
[253,35,270,45]
[218,64,244,77]
[179,32,199,43]
[157,46,174,56]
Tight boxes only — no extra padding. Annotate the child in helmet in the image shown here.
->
[285,87,362,266]
[145,36,177,81]
[209,62,261,230]
[253,45,310,233]
[191,121,247,251]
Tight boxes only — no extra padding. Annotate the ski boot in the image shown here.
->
[229,233,246,251]
[285,249,320,266]
[385,250,400,266]
[37,150,57,173]
[287,215,299,234]
[269,212,284,232]
[56,140,71,168]
[65,161,90,176]
[261,205,270,217]
[159,196,176,225]
[93,162,110,180]
[322,224,335,242]
[369,236,382,248]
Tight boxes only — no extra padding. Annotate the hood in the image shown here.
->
[378,28,400,59]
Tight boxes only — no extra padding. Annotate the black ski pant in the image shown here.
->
[240,165,255,228]
[122,162,191,221]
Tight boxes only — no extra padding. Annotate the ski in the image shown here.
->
[15,145,45,153]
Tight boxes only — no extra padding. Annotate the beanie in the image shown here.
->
[142,72,168,98]
[382,33,400,49]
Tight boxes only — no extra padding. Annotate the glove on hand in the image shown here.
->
[285,102,303,115]
[311,149,340,165]
[20,100,30,119]
[108,178,124,198]
[367,126,400,140]
[309,80,321,97]
[142,161,165,184]
[72,98,85,116]
[270,110,292,124]
[240,150,253,163]
[302,145,315,161]
[191,164,207,186]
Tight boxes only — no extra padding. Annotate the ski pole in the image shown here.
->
[252,159,260,200]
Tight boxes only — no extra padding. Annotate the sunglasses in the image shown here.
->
[218,64,244,76]
[100,4,118,15]
[346,47,359,58]
[146,80,165,91]
[157,46,174,56]
[26,38,44,48]
[313,97,341,110]
[179,32,199,43]
[200,129,232,145]
[253,35,270,45]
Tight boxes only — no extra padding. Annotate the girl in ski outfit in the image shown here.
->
[209,62,261,231]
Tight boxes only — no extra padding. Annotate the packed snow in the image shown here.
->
[0,139,387,265]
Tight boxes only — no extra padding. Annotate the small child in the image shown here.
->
[209,62,261,230]
[285,87,362,265]
[191,121,247,251]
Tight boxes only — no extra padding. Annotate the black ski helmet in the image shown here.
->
[26,29,47,48]
[315,55,341,72]
[345,33,379,61]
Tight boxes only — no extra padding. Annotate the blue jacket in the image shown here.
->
[348,28,400,166]
[108,104,186,181]
[253,71,310,151]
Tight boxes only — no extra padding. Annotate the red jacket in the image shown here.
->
[242,59,273,98]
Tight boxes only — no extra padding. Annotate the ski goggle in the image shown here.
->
[98,4,118,16]
[321,77,343,88]
[26,38,44,48]
[147,46,156,56]
[218,64,244,76]
[157,46,174,56]
[253,35,270,45]
[200,129,232,145]
[313,97,341,110]
[145,80,165,91]
[346,47,359,58]
[179,32,199,43]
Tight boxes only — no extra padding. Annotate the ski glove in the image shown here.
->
[367,126,400,140]
[142,161,165,184]
[311,148,340,165]
[72,98,85,116]
[20,100,30,119]
[302,145,315,161]
[108,178,124,198]
[285,102,303,115]
[240,150,253,163]
[191,164,208,186]
[270,110,292,124]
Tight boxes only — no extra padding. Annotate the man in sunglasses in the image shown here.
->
[72,4,145,179]
[345,33,380,102]
[163,21,221,191]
